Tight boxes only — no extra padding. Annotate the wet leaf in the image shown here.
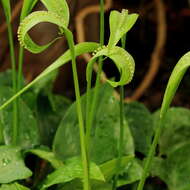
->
[0,146,32,183]
[53,84,134,164]
[0,86,40,148]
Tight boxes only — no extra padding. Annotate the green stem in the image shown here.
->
[112,35,126,190]
[86,0,105,156]
[7,23,18,145]
[64,30,90,190]
[137,117,165,190]
[17,47,24,90]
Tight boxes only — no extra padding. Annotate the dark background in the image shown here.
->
[0,0,190,111]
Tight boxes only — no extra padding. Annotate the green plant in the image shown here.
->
[1,0,190,190]
[0,0,139,190]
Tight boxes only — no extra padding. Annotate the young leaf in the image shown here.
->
[108,10,138,48]
[137,52,190,190]
[0,42,99,111]
[41,157,105,189]
[40,0,69,27]
[18,11,67,53]
[160,51,190,117]
[20,0,39,21]
[0,146,32,183]
[87,46,135,87]
[0,183,30,190]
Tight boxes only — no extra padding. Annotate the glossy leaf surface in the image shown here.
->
[53,85,134,163]
[0,146,32,183]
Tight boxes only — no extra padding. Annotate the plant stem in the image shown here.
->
[64,30,90,190]
[7,23,18,145]
[112,35,126,190]
[86,0,105,156]
[137,117,165,190]
[17,47,24,90]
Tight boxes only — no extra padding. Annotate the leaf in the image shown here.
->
[36,94,71,146]
[0,70,13,87]
[20,0,39,21]
[0,146,32,183]
[100,155,134,181]
[53,84,134,164]
[159,52,190,118]
[42,156,105,189]
[124,101,154,155]
[18,11,67,54]
[1,0,11,22]
[0,86,40,149]
[0,42,99,111]
[108,9,138,48]
[151,143,190,190]
[40,0,69,27]
[58,179,112,190]
[0,183,30,190]
[153,107,190,155]
[117,159,144,187]
[136,51,190,190]
[87,46,135,87]
[28,148,63,169]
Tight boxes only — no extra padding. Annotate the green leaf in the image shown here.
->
[0,183,30,190]
[151,143,190,190]
[108,10,138,48]
[36,94,71,146]
[0,42,99,111]
[28,148,63,169]
[124,101,154,155]
[42,156,105,189]
[0,86,40,149]
[153,107,190,155]
[1,0,11,22]
[53,84,134,164]
[0,146,32,183]
[18,11,66,54]
[87,46,135,87]
[160,51,190,118]
[20,0,39,21]
[40,0,69,27]
[0,70,13,87]
[59,179,112,190]
[117,159,144,187]
[100,155,134,181]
